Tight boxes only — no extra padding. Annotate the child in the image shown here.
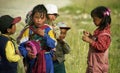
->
[45,4,59,26]
[82,6,111,73]
[45,4,60,39]
[25,4,60,39]
[53,22,71,73]
[17,4,56,73]
[0,15,21,73]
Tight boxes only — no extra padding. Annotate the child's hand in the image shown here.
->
[28,51,36,59]
[83,31,92,38]
[82,35,93,44]
[52,48,56,51]
[35,28,44,36]
[15,49,21,56]
[83,31,90,37]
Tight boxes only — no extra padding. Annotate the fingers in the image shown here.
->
[34,28,44,36]
[82,35,86,41]
[28,51,36,59]
[15,49,22,56]
[83,31,90,36]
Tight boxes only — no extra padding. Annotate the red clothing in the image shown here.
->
[32,50,46,73]
[86,25,111,73]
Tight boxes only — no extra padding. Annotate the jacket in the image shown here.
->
[86,25,111,73]
[54,40,70,63]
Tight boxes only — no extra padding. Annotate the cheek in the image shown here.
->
[59,34,65,39]
[13,25,16,31]
[10,25,16,34]
[49,16,56,20]
[33,18,38,23]
[96,21,101,26]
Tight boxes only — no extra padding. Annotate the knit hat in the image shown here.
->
[45,4,59,15]
[56,22,70,30]
[0,15,21,32]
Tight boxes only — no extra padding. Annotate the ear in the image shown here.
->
[7,28,11,33]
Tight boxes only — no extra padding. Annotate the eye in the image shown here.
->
[54,14,58,17]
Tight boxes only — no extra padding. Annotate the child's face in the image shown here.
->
[33,12,46,27]
[48,14,57,21]
[7,25,16,34]
[92,16,102,26]
[59,29,68,40]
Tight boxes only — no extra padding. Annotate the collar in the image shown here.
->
[0,34,15,41]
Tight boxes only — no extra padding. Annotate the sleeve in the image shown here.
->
[43,28,57,49]
[18,42,28,58]
[19,28,30,43]
[18,28,30,58]
[62,42,70,54]
[91,35,111,52]
[5,41,20,62]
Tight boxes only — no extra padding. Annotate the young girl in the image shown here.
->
[0,15,21,73]
[25,4,60,39]
[82,6,111,73]
[53,22,71,73]
[17,4,56,73]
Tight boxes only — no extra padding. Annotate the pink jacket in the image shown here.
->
[86,25,111,73]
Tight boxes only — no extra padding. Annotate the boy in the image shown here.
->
[0,15,21,73]
[53,22,71,73]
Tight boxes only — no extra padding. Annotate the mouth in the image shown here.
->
[36,23,42,27]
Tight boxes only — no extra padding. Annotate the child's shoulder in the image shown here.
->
[42,24,50,29]
[43,24,53,30]
[0,35,9,43]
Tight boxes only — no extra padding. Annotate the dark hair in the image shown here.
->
[1,29,7,34]
[0,24,13,34]
[25,4,48,26]
[31,4,47,19]
[91,6,111,30]
[26,4,47,25]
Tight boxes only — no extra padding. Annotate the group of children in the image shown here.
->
[0,3,111,73]
[0,4,70,73]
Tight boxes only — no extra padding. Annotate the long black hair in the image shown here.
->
[91,6,111,30]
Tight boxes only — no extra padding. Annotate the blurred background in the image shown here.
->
[0,0,120,73]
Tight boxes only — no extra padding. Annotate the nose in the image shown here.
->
[38,18,41,22]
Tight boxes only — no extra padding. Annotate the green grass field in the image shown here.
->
[12,0,120,73]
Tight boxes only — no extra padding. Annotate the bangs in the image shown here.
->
[32,11,47,19]
[40,12,47,19]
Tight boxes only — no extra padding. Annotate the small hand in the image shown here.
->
[28,51,36,59]
[83,31,90,36]
[82,35,93,43]
[34,28,45,36]
[15,49,21,56]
